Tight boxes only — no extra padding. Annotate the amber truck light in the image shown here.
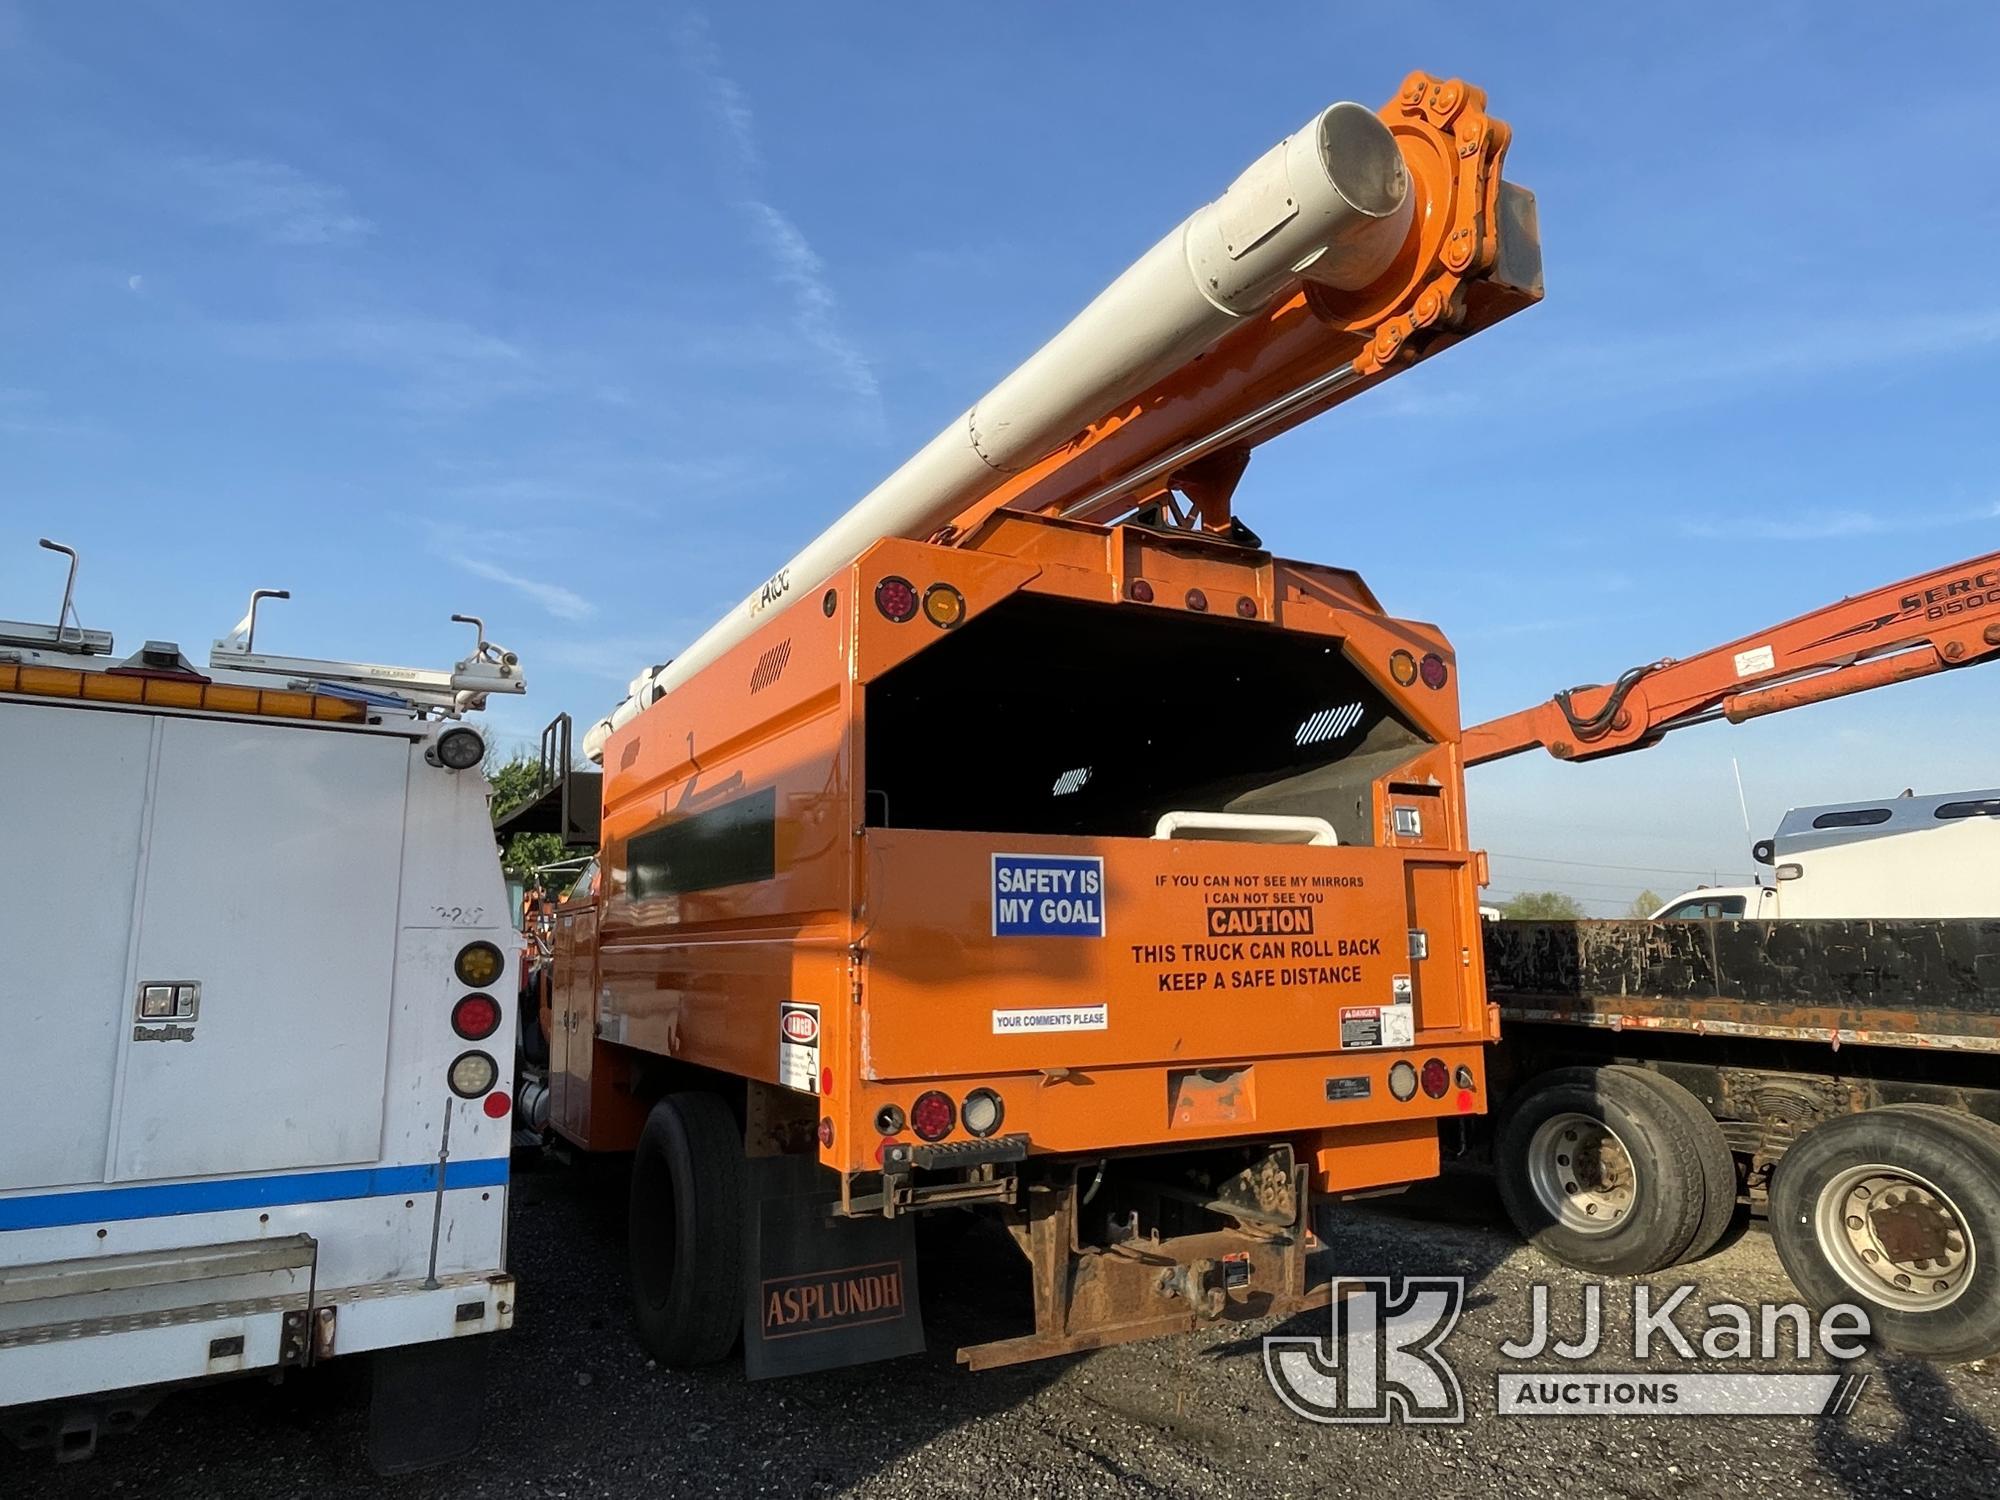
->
[875,576,918,622]
[1420,1058,1450,1099]
[448,1050,499,1099]
[452,994,501,1041]
[961,1088,1004,1138]
[911,1090,956,1142]
[922,583,966,629]
[454,941,503,988]
[1389,649,1418,687]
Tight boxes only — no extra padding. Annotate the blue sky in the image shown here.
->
[4,4,1996,911]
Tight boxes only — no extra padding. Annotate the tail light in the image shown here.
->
[961,1088,1004,1138]
[1418,652,1449,690]
[922,583,966,628]
[452,994,501,1041]
[1388,1060,1419,1101]
[448,1050,499,1099]
[875,577,918,622]
[1420,1058,1450,1099]
[910,1090,956,1142]
[454,941,504,988]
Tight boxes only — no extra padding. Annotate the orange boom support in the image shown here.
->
[554,75,1543,1373]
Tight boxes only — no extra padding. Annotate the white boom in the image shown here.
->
[585,100,1415,761]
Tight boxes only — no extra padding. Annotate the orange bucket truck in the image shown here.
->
[537,73,1542,1373]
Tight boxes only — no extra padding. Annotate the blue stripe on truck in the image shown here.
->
[0,1156,510,1231]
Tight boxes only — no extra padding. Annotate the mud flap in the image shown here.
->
[741,1154,923,1379]
[366,1334,490,1476]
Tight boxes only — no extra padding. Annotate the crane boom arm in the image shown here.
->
[1463,551,2000,767]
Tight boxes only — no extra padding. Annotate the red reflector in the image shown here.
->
[482,1090,511,1119]
[452,993,502,1041]
[1128,579,1154,603]
[1420,1058,1450,1099]
[875,576,918,622]
[1456,1089,1476,1113]
[1418,652,1449,690]
[911,1089,956,1142]
[820,1067,834,1098]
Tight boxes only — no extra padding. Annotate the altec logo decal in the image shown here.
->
[761,1261,906,1339]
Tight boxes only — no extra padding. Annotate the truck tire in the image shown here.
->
[1608,1065,1739,1264]
[629,1091,745,1367]
[1494,1065,1706,1275]
[1769,1104,2000,1363]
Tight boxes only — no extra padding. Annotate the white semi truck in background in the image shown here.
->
[0,542,524,1470]
[1649,787,2000,921]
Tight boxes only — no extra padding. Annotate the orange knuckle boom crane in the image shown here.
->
[1463,550,2000,767]
[555,73,1542,1373]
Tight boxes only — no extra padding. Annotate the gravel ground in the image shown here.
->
[5,1158,1996,1500]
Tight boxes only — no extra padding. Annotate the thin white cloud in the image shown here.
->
[1679,500,2000,542]
[217,313,543,413]
[450,555,597,622]
[672,12,882,426]
[177,156,374,247]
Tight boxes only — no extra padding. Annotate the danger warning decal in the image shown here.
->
[778,1001,820,1094]
[992,854,1105,937]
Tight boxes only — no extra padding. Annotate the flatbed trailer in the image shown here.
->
[1481,916,2000,1361]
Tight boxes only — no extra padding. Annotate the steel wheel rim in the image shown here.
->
[1814,1161,1974,1312]
[1527,1110,1639,1234]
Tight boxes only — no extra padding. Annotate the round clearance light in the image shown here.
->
[455,941,504,988]
[822,588,838,617]
[911,1089,956,1142]
[1388,1060,1419,1102]
[452,993,502,1041]
[1419,652,1450,690]
[448,1050,499,1099]
[874,1103,907,1137]
[961,1088,1005,1139]
[1420,1058,1451,1099]
[922,583,966,629]
[875,576,918,623]
[429,725,486,771]
[1127,579,1154,604]
[1389,649,1419,687]
[1236,595,1258,619]
[1185,588,1208,613]
[817,1116,836,1149]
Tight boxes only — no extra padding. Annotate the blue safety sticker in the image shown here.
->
[992,853,1105,937]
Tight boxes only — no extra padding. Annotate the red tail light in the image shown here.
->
[911,1090,956,1142]
[1420,1058,1450,1099]
[1418,652,1449,690]
[452,994,501,1041]
[875,576,918,622]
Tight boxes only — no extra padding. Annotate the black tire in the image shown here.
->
[1769,1104,2000,1363]
[628,1092,746,1367]
[1494,1065,1707,1275]
[1609,1066,1739,1264]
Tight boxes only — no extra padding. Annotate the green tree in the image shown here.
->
[1499,890,1586,920]
[1626,888,1665,919]
[486,752,572,880]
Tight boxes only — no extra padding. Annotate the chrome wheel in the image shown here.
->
[1815,1162,1974,1312]
[1527,1111,1638,1234]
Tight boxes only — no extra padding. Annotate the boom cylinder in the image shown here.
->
[586,102,1416,760]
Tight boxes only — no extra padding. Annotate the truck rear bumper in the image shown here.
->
[0,1232,513,1408]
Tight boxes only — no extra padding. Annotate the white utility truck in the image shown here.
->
[0,542,523,1469]
[1649,787,2000,920]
